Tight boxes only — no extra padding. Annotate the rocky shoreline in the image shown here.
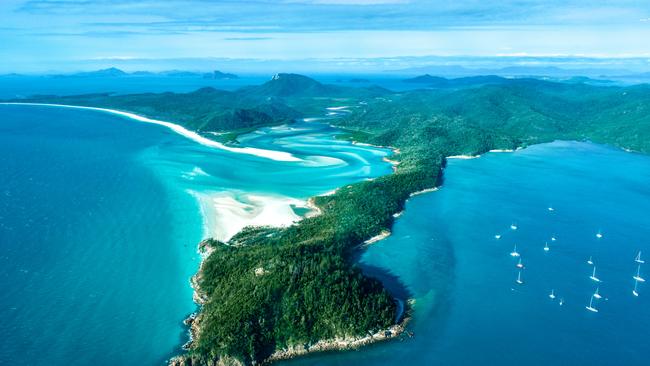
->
[171,235,413,366]
[267,314,412,363]
[170,131,410,365]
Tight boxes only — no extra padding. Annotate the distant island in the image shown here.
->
[47,67,239,79]
[403,74,512,88]
[402,73,447,84]
[8,73,650,365]
[203,70,239,79]
[52,67,129,78]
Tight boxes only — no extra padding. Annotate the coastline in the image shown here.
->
[189,190,310,242]
[172,139,644,366]
[5,102,412,364]
[267,315,412,363]
[446,154,480,159]
[0,103,303,162]
[176,124,410,365]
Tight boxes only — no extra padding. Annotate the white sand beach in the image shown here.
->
[190,190,313,242]
[0,103,303,162]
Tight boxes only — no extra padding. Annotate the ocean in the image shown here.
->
[0,104,391,365]
[2,83,650,365]
[284,141,650,366]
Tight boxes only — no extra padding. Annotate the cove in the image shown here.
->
[283,141,650,366]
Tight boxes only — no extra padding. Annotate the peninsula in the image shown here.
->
[9,73,650,365]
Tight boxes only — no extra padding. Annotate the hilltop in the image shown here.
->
[8,74,650,365]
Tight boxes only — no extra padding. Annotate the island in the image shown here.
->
[203,70,239,79]
[8,73,650,365]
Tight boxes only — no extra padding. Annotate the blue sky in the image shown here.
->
[1,0,650,73]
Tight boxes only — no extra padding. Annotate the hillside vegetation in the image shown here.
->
[11,74,650,365]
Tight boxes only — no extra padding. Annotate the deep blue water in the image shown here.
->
[3,100,650,366]
[0,105,391,365]
[285,141,650,366]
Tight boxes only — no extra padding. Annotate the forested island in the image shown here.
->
[9,74,650,365]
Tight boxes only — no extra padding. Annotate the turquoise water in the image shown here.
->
[4,103,650,366]
[0,105,391,365]
[285,141,650,365]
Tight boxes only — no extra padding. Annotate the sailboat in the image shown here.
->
[510,244,520,257]
[495,234,501,240]
[633,264,645,282]
[516,257,524,269]
[549,289,556,299]
[596,231,603,239]
[544,242,550,252]
[516,270,524,284]
[551,236,557,242]
[511,223,518,231]
[585,295,599,313]
[559,298,564,306]
[593,287,602,299]
[590,266,601,282]
[587,256,594,265]
[635,251,645,264]
[633,280,640,297]
[548,207,555,212]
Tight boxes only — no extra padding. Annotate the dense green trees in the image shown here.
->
[15,74,650,364]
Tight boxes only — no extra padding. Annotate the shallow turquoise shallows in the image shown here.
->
[0,105,391,365]
[284,141,650,366]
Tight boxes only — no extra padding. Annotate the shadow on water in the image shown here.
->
[279,223,458,365]
[358,263,412,306]
[158,308,198,365]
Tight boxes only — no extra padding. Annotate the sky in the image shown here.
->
[1,0,650,73]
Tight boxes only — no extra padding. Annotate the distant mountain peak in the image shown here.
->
[256,73,328,96]
[91,67,127,76]
[269,73,316,82]
[403,74,447,83]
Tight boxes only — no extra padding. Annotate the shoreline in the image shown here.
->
[9,101,413,364]
[362,230,392,246]
[170,139,645,366]
[177,122,409,365]
[189,190,309,242]
[446,154,480,159]
[267,314,412,363]
[0,103,303,162]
